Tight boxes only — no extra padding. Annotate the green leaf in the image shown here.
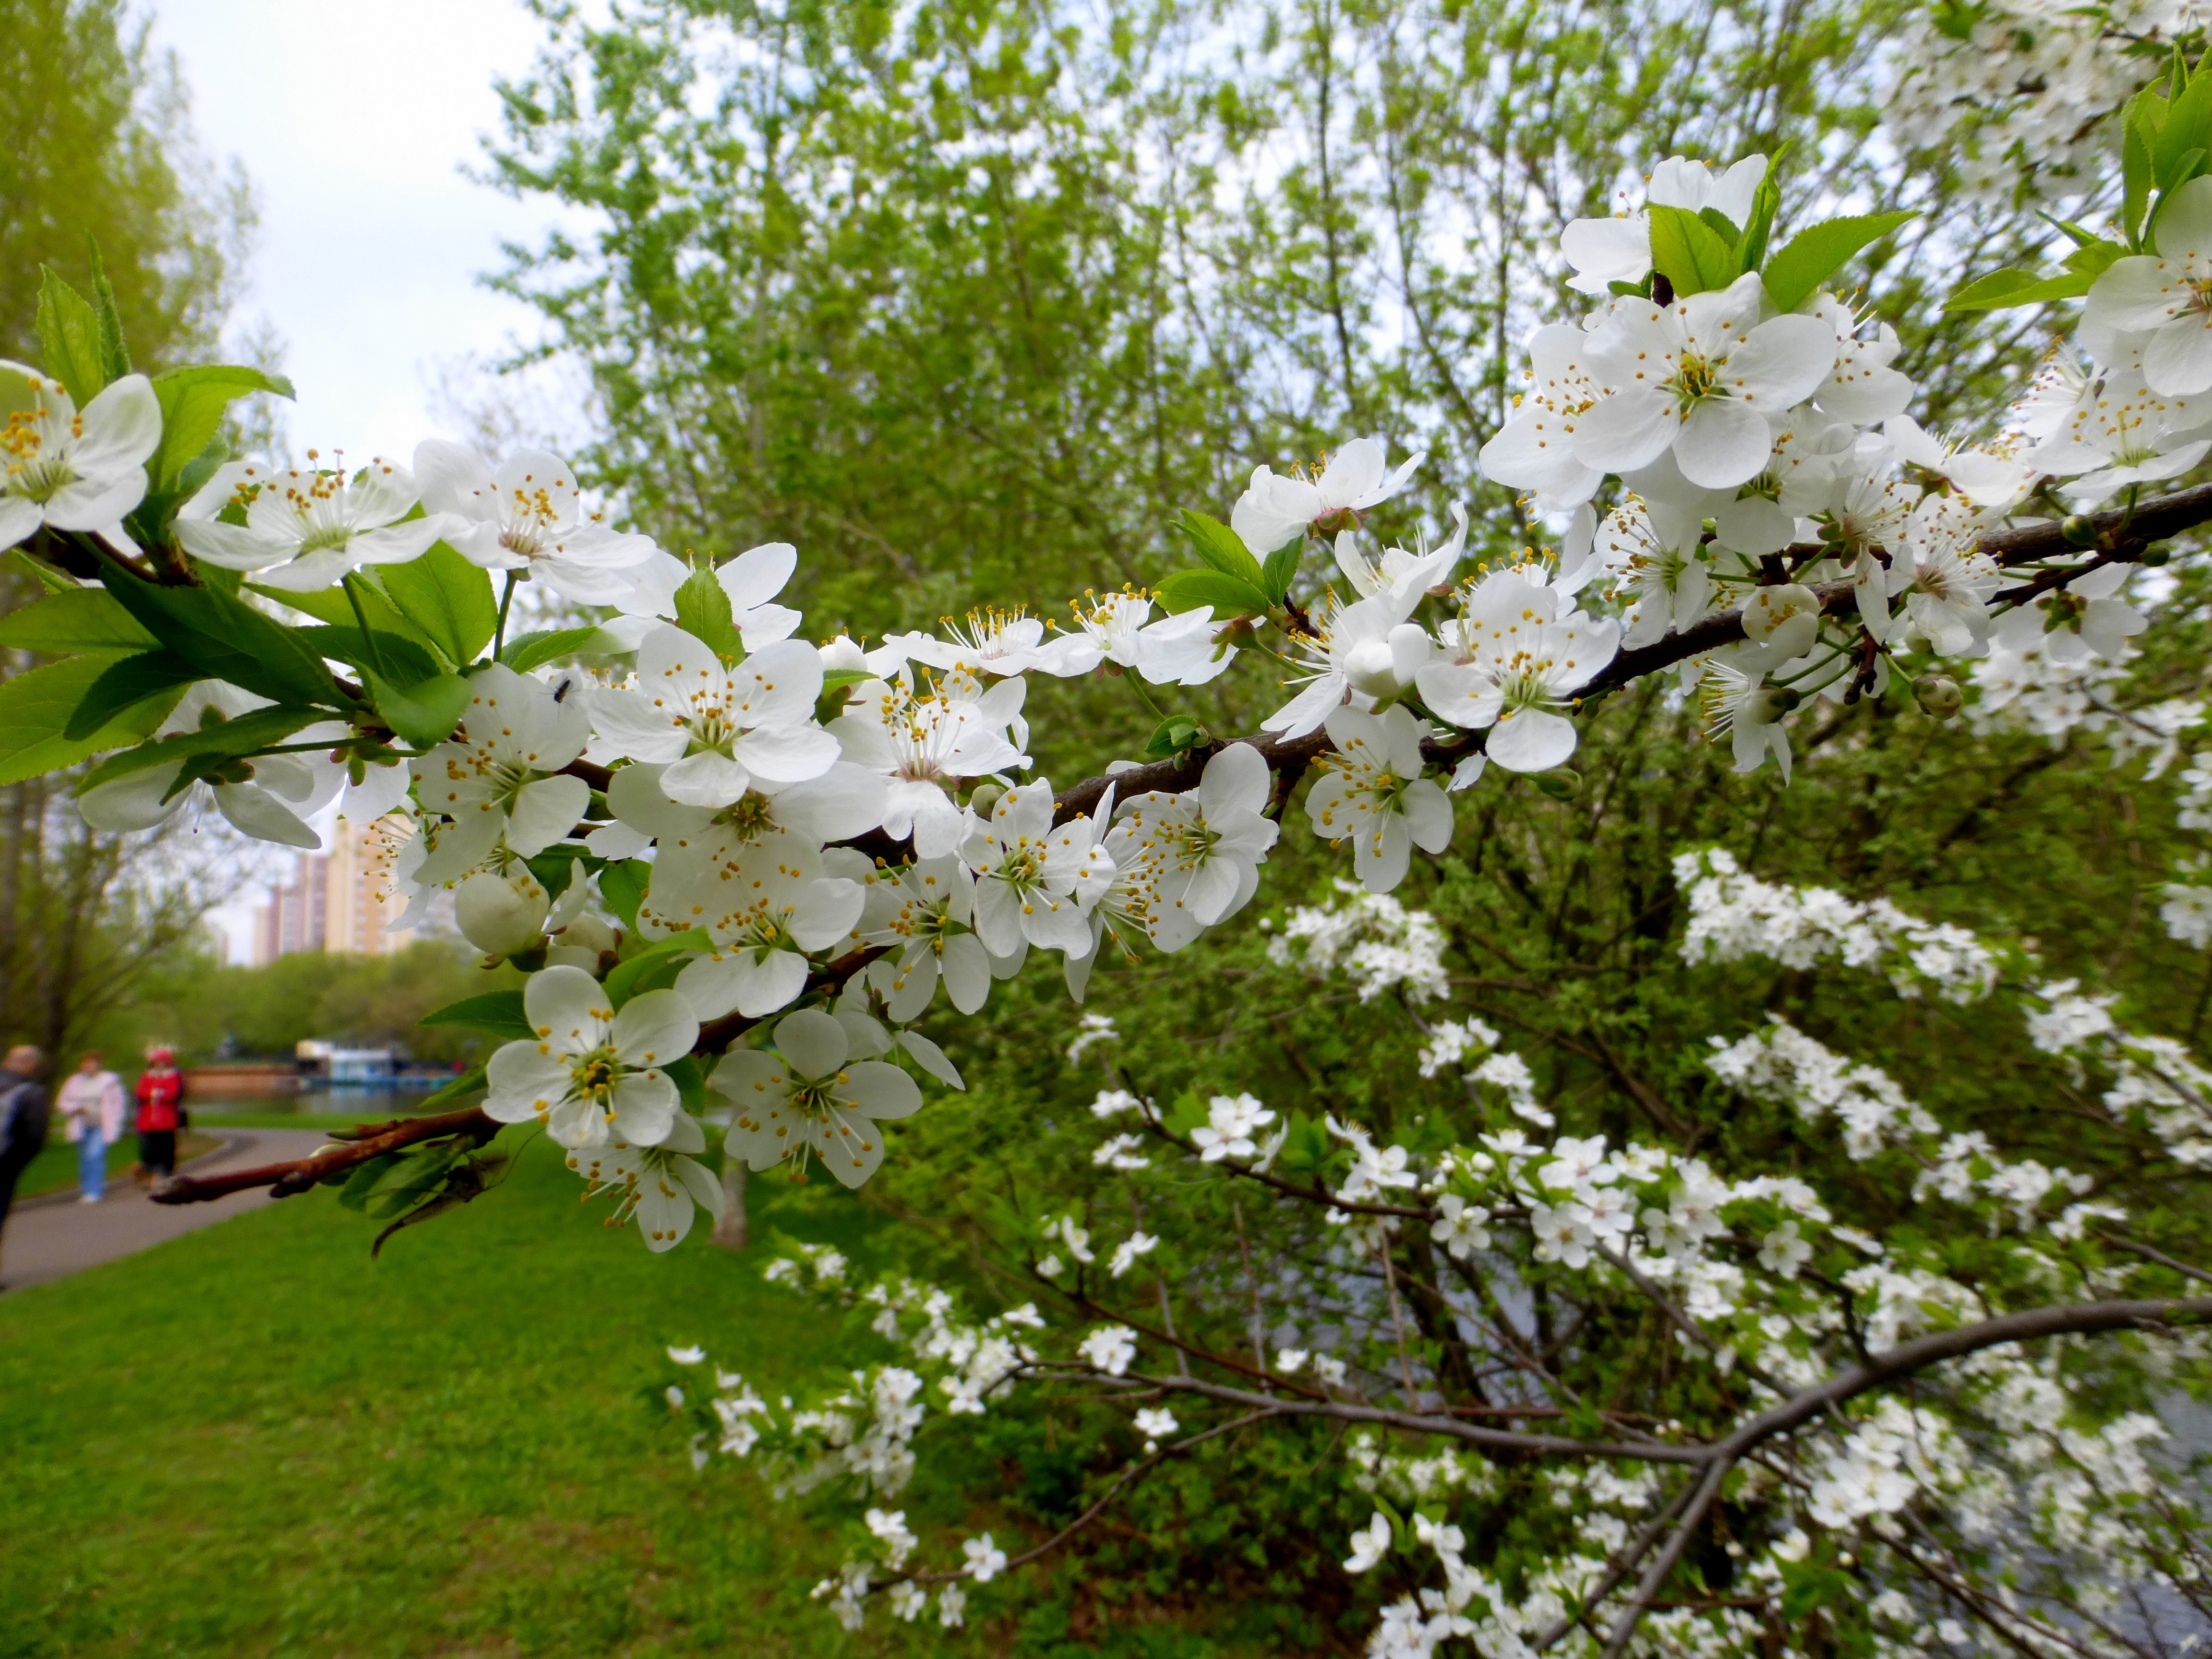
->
[144,365,294,492]
[600,859,653,932]
[2062,240,2126,278]
[1761,210,1916,312]
[34,267,104,405]
[85,243,131,385]
[365,671,472,749]
[665,1055,709,1117]
[1648,204,1740,296]
[1141,715,1208,760]
[0,589,159,654]
[2126,90,2162,246]
[0,655,182,786]
[501,626,612,674]
[1942,266,2095,312]
[294,625,442,686]
[62,650,202,741]
[672,565,744,660]
[2157,60,2212,188]
[421,990,535,1042]
[77,705,325,792]
[1155,568,1270,617]
[96,565,345,709]
[255,577,443,659]
[604,927,714,1009]
[816,666,870,723]
[2150,149,2210,250]
[1696,206,1743,246]
[1176,510,1267,588]
[8,549,79,595]
[372,542,498,668]
[1260,539,1301,605]
[412,1062,489,1113]
[1736,163,1782,273]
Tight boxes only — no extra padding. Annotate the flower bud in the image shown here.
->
[1532,768,1583,800]
[1913,673,1963,719]
[1746,686,1802,724]
[554,914,618,956]
[818,634,867,673]
[2140,542,2174,567]
[1342,638,1401,698]
[456,868,552,957]
[1740,583,1822,659]
[2061,514,2099,549]
[967,782,1006,818]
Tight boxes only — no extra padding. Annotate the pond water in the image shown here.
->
[193,1087,463,1120]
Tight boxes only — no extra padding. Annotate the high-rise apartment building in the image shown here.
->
[251,819,414,965]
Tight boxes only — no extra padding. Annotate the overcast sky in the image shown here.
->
[144,0,589,462]
[141,0,594,956]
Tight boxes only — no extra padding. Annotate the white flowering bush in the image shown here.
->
[9,55,2212,1657]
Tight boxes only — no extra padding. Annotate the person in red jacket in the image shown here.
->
[134,1048,185,1179]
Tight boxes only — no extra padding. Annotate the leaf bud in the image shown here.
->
[1913,673,1963,719]
[2061,514,2099,548]
[1532,768,1583,800]
[2139,541,2174,567]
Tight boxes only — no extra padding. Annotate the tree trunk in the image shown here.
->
[712,1157,749,1250]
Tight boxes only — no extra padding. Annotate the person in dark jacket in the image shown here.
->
[0,1046,52,1281]
[134,1048,184,1179]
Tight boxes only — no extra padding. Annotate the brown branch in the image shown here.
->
[148,1104,496,1205]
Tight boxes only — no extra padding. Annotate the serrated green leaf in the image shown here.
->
[295,625,442,685]
[1648,204,1740,296]
[2157,60,2212,187]
[143,365,294,493]
[76,705,325,792]
[1141,715,1207,759]
[365,670,471,749]
[8,549,78,594]
[420,990,535,1041]
[1696,206,1743,246]
[1942,266,2095,312]
[2127,91,2161,246]
[372,542,497,668]
[34,267,104,405]
[62,650,201,740]
[1176,510,1268,587]
[1260,540,1301,604]
[501,626,612,674]
[600,859,652,932]
[0,655,183,786]
[86,244,131,385]
[816,665,870,723]
[96,565,345,709]
[1737,164,1781,273]
[604,927,713,1009]
[1155,568,1270,617]
[2062,240,2125,278]
[1760,210,1915,312]
[0,589,159,654]
[671,565,744,660]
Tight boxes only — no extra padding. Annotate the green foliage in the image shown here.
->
[126,940,516,1065]
[363,668,473,749]
[1649,202,1742,295]
[421,989,535,1042]
[501,625,610,673]
[369,542,498,670]
[1760,209,1915,311]
[34,264,110,404]
[0,587,158,653]
[0,651,177,784]
[60,647,197,739]
[0,0,252,372]
[142,362,293,490]
[95,564,342,710]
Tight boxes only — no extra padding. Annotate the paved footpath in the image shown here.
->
[0,1129,337,1293]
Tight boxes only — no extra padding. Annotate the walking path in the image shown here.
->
[0,1129,335,1293]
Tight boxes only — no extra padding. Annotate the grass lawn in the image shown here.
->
[17,1133,219,1202]
[0,1131,953,1659]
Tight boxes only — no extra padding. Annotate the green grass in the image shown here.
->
[0,1132,953,1659]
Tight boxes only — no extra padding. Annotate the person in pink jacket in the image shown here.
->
[55,1051,126,1204]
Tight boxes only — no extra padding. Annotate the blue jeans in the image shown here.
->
[78,1125,106,1201]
